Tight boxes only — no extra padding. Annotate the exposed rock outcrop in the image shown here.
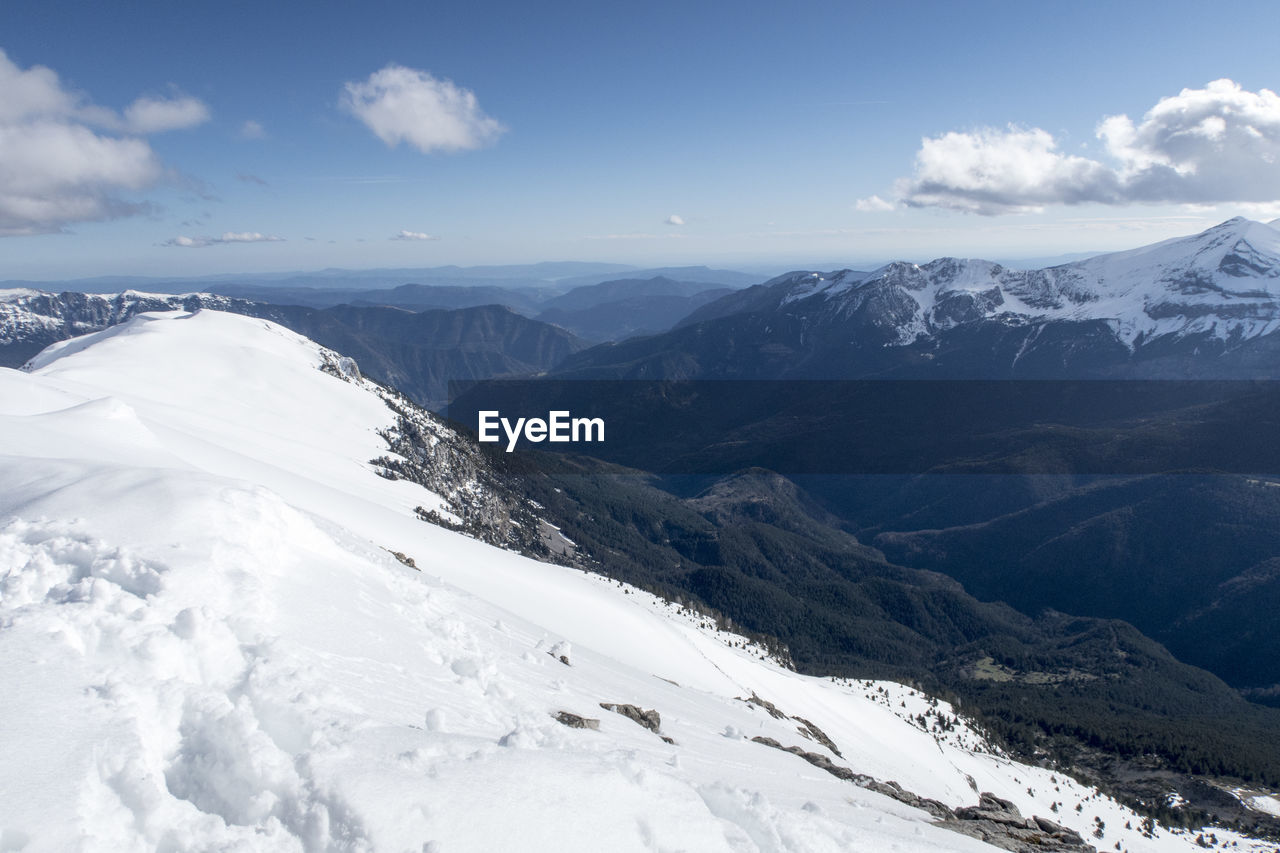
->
[599,702,675,743]
[749,738,1094,853]
[941,793,1094,853]
[599,703,661,734]
[552,711,598,730]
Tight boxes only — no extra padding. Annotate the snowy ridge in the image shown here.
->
[1,309,1272,851]
[774,218,1280,348]
[0,289,240,350]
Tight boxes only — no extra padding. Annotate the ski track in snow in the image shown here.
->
[1,309,1276,852]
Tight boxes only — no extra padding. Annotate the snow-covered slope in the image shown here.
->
[0,290,247,369]
[0,289,590,410]
[0,309,1268,851]
[770,217,1280,348]
[0,289,242,345]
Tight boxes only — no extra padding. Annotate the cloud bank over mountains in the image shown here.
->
[870,80,1280,215]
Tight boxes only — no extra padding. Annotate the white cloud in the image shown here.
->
[854,194,896,212]
[163,231,284,248]
[0,49,213,236]
[893,80,1280,215]
[1234,201,1280,219]
[390,230,439,241]
[0,111,162,237]
[163,235,209,248]
[219,231,282,243]
[239,119,266,139]
[341,64,505,154]
[665,214,685,226]
[897,126,1121,214]
[123,94,210,133]
[0,53,77,123]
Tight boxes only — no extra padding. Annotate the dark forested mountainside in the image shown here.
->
[267,303,586,409]
[536,291,732,342]
[490,456,1280,831]
[864,473,1280,695]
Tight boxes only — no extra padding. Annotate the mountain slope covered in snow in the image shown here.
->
[562,218,1280,380]
[759,216,1280,347]
[3,309,1269,851]
[0,290,587,408]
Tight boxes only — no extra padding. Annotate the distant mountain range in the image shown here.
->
[532,277,735,341]
[559,218,1280,379]
[0,261,636,293]
[3,262,760,297]
[148,268,761,344]
[2,264,772,349]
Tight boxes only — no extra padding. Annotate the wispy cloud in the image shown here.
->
[854,195,895,212]
[236,173,268,187]
[238,119,266,140]
[163,235,212,248]
[122,94,209,133]
[665,214,685,226]
[1232,201,1280,219]
[341,64,505,154]
[390,230,439,241]
[162,231,285,248]
[887,80,1280,215]
[219,231,282,243]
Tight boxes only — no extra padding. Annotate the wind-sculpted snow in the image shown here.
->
[1,309,1273,851]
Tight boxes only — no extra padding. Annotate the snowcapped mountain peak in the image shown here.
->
[1059,217,1280,343]
[760,218,1280,350]
[1078,215,1280,279]
[778,268,863,303]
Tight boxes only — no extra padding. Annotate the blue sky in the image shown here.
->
[2,0,1279,279]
